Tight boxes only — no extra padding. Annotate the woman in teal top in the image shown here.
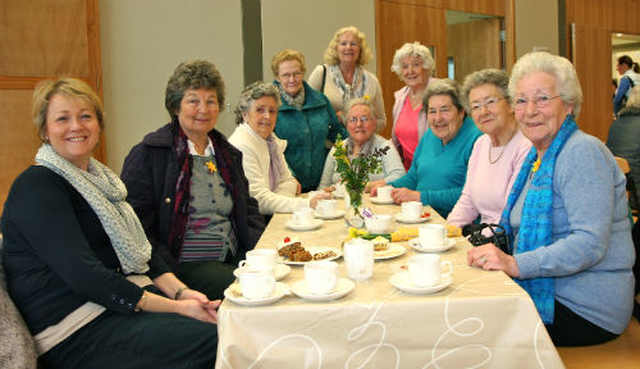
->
[271,49,348,192]
[371,79,481,217]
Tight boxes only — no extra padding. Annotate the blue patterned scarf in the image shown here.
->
[500,115,578,324]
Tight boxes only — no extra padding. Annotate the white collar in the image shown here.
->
[187,137,215,156]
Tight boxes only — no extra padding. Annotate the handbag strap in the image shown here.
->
[321,64,327,93]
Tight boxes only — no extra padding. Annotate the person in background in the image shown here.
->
[607,85,640,212]
[308,26,386,129]
[468,51,634,346]
[272,49,347,192]
[122,60,265,301]
[229,81,332,215]
[370,79,482,218]
[613,55,640,115]
[2,78,218,368]
[447,69,531,231]
[390,42,438,170]
[318,97,405,190]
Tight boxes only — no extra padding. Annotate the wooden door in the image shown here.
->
[570,23,613,142]
[0,0,102,213]
[375,1,447,139]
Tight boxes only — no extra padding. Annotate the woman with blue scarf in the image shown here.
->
[467,52,635,346]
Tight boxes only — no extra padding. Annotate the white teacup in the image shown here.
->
[419,224,447,248]
[333,183,346,197]
[238,269,276,299]
[292,207,314,226]
[408,254,453,287]
[316,199,337,216]
[377,185,393,201]
[343,238,374,282]
[304,260,339,294]
[365,214,392,234]
[401,201,423,220]
[238,249,278,274]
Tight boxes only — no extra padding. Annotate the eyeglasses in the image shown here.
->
[470,97,504,112]
[279,71,303,80]
[347,115,370,124]
[513,94,561,110]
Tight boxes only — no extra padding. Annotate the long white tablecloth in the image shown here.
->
[216,196,565,368]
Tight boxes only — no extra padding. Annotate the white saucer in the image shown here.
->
[278,246,342,265]
[286,219,323,231]
[395,212,430,224]
[224,282,290,306]
[408,238,456,253]
[390,272,453,294]
[370,196,395,205]
[233,263,291,281]
[374,243,407,260]
[290,278,355,301]
[314,209,346,220]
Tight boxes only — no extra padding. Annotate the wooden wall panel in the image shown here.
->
[382,0,505,16]
[0,0,90,77]
[447,18,502,83]
[566,0,640,34]
[376,1,447,139]
[0,90,40,208]
[571,23,613,142]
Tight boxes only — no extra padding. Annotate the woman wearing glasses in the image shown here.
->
[447,69,531,232]
[467,52,634,346]
[317,98,404,190]
[271,49,347,192]
[370,79,482,218]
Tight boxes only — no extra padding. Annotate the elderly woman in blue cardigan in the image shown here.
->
[467,52,635,347]
[370,79,482,218]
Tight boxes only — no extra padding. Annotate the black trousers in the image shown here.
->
[41,307,218,369]
[545,300,619,346]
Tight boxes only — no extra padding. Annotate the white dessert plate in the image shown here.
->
[233,263,291,281]
[374,243,407,260]
[286,219,323,231]
[314,209,346,220]
[290,278,355,301]
[277,246,342,265]
[224,282,290,306]
[390,272,453,295]
[408,238,456,253]
[394,212,430,224]
[370,196,395,205]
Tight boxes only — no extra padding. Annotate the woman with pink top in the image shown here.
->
[390,42,438,170]
[447,69,531,230]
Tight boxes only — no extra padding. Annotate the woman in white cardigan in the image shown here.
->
[229,82,330,215]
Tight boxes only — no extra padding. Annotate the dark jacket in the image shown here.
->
[121,123,265,272]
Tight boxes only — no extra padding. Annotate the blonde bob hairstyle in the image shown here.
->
[343,97,382,133]
[509,51,583,118]
[323,26,373,66]
[32,78,104,143]
[271,49,307,77]
[390,42,435,78]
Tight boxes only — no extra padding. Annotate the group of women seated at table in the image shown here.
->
[0,23,636,369]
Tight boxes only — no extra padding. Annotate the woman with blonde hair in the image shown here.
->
[271,49,347,192]
[2,78,219,368]
[308,26,386,129]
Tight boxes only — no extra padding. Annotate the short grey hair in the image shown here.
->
[619,85,640,116]
[423,78,463,113]
[509,51,583,118]
[234,81,281,124]
[461,69,510,113]
[390,42,435,78]
[165,60,225,120]
[343,97,381,132]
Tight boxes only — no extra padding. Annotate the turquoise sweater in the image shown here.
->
[390,117,481,217]
[273,81,347,190]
